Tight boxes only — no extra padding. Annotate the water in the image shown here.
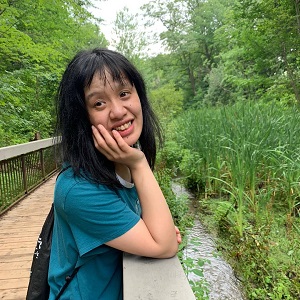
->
[172,182,245,300]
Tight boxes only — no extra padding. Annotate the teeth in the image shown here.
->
[115,121,131,131]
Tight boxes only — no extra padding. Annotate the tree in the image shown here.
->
[215,0,300,104]
[0,0,108,146]
[111,6,149,65]
[142,0,234,107]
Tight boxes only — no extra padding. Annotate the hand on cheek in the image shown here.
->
[91,124,144,167]
[91,125,112,158]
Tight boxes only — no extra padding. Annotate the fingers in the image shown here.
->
[93,125,128,150]
[92,125,117,158]
[175,226,182,244]
[92,125,108,150]
[91,125,132,162]
[111,129,130,151]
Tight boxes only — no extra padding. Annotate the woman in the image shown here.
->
[48,48,180,299]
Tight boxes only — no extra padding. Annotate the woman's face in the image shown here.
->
[85,72,143,147]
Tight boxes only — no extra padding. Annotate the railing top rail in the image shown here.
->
[0,138,59,161]
[123,253,196,300]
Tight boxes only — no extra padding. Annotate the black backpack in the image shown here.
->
[26,168,78,300]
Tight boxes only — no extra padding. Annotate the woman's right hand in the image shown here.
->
[92,124,145,169]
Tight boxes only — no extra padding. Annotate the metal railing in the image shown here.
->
[0,138,59,214]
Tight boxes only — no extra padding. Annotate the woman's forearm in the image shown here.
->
[130,158,178,257]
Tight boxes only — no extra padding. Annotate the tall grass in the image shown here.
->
[171,101,300,226]
[165,101,300,299]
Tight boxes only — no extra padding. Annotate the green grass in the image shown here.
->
[162,101,300,299]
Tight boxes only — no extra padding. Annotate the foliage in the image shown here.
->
[155,153,209,299]
[140,0,300,107]
[164,102,300,299]
[214,0,300,105]
[154,166,193,235]
[0,0,108,146]
[142,0,234,107]
[148,81,184,123]
[156,140,182,172]
[111,7,149,65]
[181,238,210,300]
[2,0,300,146]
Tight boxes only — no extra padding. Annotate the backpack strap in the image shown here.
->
[54,165,79,300]
[55,267,80,300]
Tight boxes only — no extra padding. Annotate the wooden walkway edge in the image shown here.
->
[0,175,56,300]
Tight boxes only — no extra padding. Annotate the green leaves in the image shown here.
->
[112,7,148,64]
[215,0,300,104]
[142,0,234,107]
[141,0,300,107]
[0,0,108,146]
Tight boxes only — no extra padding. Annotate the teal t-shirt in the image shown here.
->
[48,168,141,300]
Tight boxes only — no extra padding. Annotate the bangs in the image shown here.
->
[83,51,134,89]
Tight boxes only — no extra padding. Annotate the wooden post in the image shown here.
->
[40,149,45,179]
[21,155,28,193]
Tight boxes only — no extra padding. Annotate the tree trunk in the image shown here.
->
[295,0,300,35]
[282,43,300,103]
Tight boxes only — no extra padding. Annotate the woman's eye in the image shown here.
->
[94,100,104,107]
[120,91,129,98]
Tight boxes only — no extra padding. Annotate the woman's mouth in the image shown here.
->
[114,121,132,132]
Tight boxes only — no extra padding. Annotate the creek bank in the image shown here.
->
[172,182,245,300]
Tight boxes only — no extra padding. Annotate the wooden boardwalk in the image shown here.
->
[0,175,56,300]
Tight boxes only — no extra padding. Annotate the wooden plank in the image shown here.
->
[123,253,196,300]
[0,288,28,300]
[0,278,29,289]
[0,175,56,299]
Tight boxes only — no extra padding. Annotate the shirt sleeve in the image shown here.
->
[63,180,140,257]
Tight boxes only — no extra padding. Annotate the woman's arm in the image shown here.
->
[92,125,178,258]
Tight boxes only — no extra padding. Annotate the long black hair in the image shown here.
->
[54,48,162,189]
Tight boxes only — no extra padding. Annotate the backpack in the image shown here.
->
[26,168,78,300]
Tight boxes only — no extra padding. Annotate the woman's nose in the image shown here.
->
[110,101,127,119]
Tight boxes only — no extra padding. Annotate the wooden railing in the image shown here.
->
[0,139,196,299]
[0,138,59,214]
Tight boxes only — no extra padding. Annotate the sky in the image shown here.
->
[90,0,165,55]
[91,0,148,31]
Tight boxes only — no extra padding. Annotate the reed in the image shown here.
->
[167,101,300,298]
[171,102,300,231]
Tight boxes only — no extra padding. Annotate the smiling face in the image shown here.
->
[85,71,143,147]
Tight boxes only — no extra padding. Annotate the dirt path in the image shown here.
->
[0,175,56,299]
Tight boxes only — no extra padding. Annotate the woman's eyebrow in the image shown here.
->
[85,80,132,101]
[113,80,131,88]
[85,91,103,102]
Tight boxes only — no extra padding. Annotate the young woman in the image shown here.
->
[48,48,180,299]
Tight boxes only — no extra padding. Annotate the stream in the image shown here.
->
[172,182,245,300]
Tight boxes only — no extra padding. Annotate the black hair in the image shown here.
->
[54,48,162,189]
